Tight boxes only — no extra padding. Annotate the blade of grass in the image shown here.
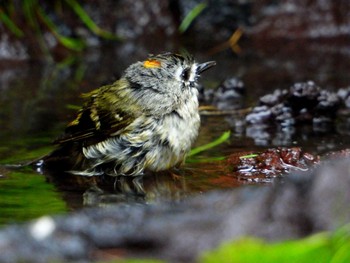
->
[36,6,85,51]
[240,153,259,159]
[189,131,230,157]
[22,0,38,28]
[64,0,121,40]
[0,8,24,37]
[22,0,53,59]
[186,156,226,163]
[179,2,207,33]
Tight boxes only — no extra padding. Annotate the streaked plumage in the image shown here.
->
[41,53,216,177]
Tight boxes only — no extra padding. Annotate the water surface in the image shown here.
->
[1,41,350,224]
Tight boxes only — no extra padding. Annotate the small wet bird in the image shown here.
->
[40,53,216,178]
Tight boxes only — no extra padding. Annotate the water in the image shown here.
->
[1,40,350,225]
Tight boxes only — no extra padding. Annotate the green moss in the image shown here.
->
[201,226,350,263]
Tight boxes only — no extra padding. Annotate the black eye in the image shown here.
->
[181,68,190,81]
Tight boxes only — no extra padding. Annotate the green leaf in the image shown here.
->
[179,2,207,33]
[189,131,230,157]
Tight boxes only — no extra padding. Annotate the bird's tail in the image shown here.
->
[39,143,88,171]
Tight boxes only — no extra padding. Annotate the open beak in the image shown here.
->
[196,61,216,74]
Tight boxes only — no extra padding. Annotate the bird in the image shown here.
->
[38,53,216,181]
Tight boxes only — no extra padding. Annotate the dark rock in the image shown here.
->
[337,87,350,108]
[288,81,321,113]
[229,147,319,181]
[316,90,340,116]
[260,89,287,106]
[271,103,295,127]
[212,77,245,110]
[345,97,350,109]
[218,78,245,96]
[246,81,342,128]
[245,105,272,124]
[337,88,350,101]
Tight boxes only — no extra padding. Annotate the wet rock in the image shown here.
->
[212,77,245,110]
[288,81,321,112]
[337,87,350,109]
[317,90,339,110]
[243,81,350,145]
[246,81,341,127]
[228,147,319,181]
[245,105,272,124]
[198,77,245,108]
[344,96,350,109]
[271,103,295,127]
[260,89,288,106]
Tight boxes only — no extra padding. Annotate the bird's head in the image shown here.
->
[125,53,215,93]
[123,53,216,113]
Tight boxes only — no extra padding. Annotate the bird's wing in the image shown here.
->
[54,82,137,146]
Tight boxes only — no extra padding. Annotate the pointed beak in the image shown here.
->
[196,61,216,74]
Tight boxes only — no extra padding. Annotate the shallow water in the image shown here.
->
[1,41,350,224]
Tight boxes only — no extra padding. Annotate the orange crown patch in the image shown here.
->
[143,59,161,68]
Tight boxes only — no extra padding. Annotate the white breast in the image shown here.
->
[148,88,200,171]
